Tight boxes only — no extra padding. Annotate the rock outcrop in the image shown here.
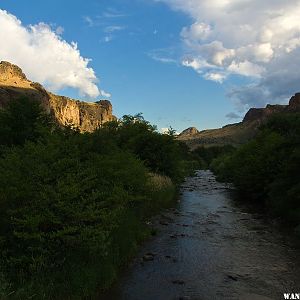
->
[179,93,300,149]
[0,61,116,132]
[243,94,300,123]
[288,93,300,111]
[178,127,199,138]
[243,105,285,123]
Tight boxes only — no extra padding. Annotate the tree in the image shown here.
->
[0,97,51,147]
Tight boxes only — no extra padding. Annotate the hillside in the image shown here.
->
[0,61,116,132]
[178,93,300,149]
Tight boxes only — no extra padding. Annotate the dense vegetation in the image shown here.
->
[0,98,192,299]
[191,145,235,169]
[211,113,300,226]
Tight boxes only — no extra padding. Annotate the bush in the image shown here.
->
[0,99,191,299]
[192,145,235,169]
[0,97,52,148]
[0,137,149,297]
[211,113,300,225]
[96,114,191,182]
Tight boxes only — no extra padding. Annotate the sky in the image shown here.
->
[1,0,300,132]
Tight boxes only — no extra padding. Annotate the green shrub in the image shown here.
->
[192,145,235,169]
[212,113,300,225]
[0,97,52,149]
[0,136,150,297]
[0,99,191,299]
[97,114,191,182]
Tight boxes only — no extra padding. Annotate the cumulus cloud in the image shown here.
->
[181,22,211,41]
[161,127,179,135]
[55,26,64,35]
[182,57,212,73]
[204,72,226,83]
[227,61,265,78]
[155,0,300,109]
[0,9,101,98]
[161,127,169,134]
[229,46,300,111]
[100,90,112,98]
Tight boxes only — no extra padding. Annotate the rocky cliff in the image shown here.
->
[179,127,199,137]
[243,93,300,123]
[0,61,116,132]
[178,94,300,149]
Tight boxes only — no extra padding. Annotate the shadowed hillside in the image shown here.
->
[178,93,300,149]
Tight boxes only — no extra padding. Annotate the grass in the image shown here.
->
[145,173,176,213]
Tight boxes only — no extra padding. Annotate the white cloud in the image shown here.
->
[100,9,128,19]
[204,72,226,83]
[55,26,64,35]
[101,25,125,43]
[198,41,235,66]
[83,9,128,27]
[103,25,125,33]
[151,56,176,64]
[100,90,111,98]
[156,0,300,109]
[229,46,300,111]
[161,127,169,134]
[149,53,176,64]
[228,61,265,78]
[181,22,211,41]
[182,57,213,73]
[0,9,101,98]
[83,16,94,27]
[148,48,178,64]
[160,127,179,135]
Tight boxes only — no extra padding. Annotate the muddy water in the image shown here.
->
[103,170,300,300]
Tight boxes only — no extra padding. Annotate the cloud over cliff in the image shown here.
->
[0,9,100,98]
[156,0,300,109]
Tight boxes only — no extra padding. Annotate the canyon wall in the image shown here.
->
[0,61,116,132]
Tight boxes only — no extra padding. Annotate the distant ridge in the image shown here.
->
[0,61,116,132]
[178,93,300,149]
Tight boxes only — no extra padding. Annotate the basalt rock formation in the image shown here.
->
[178,94,300,149]
[0,61,116,132]
[243,93,300,123]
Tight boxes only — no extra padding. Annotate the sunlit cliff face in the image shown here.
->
[0,61,116,132]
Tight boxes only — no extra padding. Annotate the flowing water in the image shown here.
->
[102,170,300,300]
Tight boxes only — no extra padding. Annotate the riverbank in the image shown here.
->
[211,113,300,229]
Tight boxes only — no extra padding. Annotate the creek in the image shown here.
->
[102,170,300,300]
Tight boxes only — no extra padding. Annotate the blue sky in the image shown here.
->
[1,0,299,132]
